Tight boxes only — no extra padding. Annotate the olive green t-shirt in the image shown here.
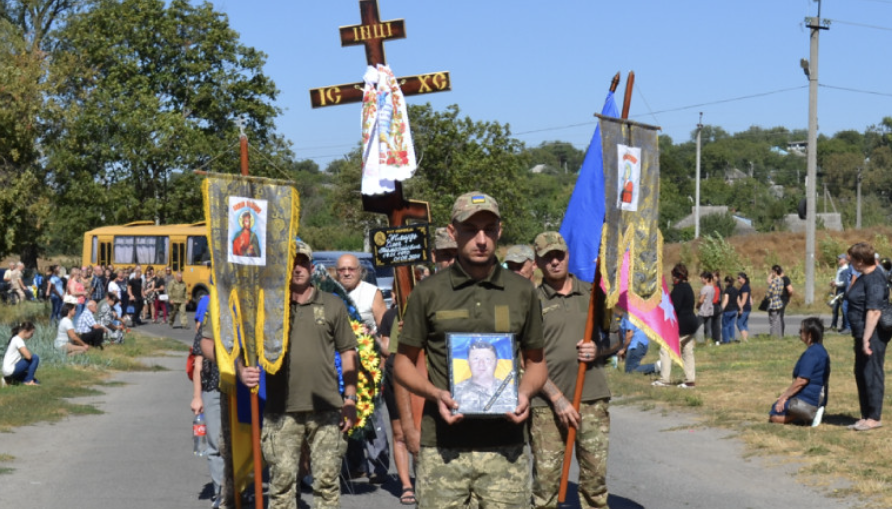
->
[532,275,610,408]
[265,288,357,414]
[400,261,545,448]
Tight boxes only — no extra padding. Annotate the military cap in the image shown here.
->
[451,192,500,223]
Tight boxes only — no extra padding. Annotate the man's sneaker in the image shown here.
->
[839,329,850,335]
[678,382,696,388]
[652,380,672,387]
[653,360,661,373]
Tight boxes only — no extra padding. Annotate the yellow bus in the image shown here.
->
[82,221,212,304]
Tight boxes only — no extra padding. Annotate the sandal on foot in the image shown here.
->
[399,487,417,505]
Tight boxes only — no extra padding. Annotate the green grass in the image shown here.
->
[608,330,892,507]
[0,453,13,475]
[0,309,187,433]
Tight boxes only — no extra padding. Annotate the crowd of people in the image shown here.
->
[7,194,892,507]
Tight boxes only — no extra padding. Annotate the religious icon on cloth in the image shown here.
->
[617,144,641,211]
[227,197,267,266]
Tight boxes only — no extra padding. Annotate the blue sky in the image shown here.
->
[211,0,892,168]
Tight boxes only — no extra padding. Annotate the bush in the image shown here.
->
[700,212,737,239]
[818,235,848,268]
[697,234,742,277]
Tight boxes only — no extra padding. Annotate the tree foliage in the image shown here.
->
[43,0,288,250]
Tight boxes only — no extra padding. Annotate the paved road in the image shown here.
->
[0,315,858,509]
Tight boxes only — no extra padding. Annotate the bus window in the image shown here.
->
[114,236,169,265]
[114,236,135,264]
[135,237,169,265]
[171,242,185,272]
[91,236,98,264]
[188,236,210,265]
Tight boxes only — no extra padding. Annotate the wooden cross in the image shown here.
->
[309,0,450,313]
[309,0,451,109]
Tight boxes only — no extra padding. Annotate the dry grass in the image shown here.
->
[664,226,892,315]
[608,331,892,508]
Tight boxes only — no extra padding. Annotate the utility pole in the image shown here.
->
[695,112,703,239]
[803,1,829,306]
[857,167,863,229]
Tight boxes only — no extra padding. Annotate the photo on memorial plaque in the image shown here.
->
[447,333,518,416]
[227,196,267,266]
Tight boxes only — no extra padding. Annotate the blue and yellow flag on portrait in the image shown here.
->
[202,173,300,386]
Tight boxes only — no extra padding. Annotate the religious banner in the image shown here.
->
[597,115,663,311]
[202,173,300,384]
[361,64,417,195]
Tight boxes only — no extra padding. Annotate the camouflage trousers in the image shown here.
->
[260,410,347,509]
[530,399,610,508]
[417,444,531,509]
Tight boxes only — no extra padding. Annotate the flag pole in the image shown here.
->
[557,72,628,504]
[238,131,265,509]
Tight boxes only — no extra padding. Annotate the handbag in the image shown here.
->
[787,397,818,422]
[758,296,769,312]
[158,294,169,302]
[878,301,892,332]
[63,292,78,305]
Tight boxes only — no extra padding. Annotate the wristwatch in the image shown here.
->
[343,394,358,403]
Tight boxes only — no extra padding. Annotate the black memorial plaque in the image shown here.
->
[370,223,430,267]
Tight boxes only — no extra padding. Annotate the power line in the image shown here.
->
[829,18,892,31]
[632,86,808,117]
[821,83,892,98]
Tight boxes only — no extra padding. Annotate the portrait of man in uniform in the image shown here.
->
[449,335,517,415]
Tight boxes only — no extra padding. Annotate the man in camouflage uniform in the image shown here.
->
[504,244,536,282]
[431,226,458,272]
[452,339,517,414]
[394,191,547,509]
[531,231,610,509]
[166,272,189,328]
[237,241,358,509]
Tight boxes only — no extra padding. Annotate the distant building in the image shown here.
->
[787,141,807,157]
[784,213,843,232]
[673,206,757,236]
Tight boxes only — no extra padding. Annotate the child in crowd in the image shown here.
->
[2,322,40,386]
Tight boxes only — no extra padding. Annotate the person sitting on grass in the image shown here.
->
[54,303,90,355]
[99,293,126,344]
[75,300,107,349]
[769,317,830,426]
[2,322,40,386]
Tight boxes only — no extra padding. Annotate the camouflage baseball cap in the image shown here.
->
[451,192,500,223]
[434,227,457,250]
[504,245,534,263]
[533,231,568,257]
[294,239,313,259]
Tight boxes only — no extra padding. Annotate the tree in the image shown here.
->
[43,0,288,251]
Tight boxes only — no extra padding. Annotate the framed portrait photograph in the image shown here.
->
[446,333,518,416]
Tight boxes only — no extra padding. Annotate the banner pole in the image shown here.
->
[239,131,265,509]
[558,71,629,503]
